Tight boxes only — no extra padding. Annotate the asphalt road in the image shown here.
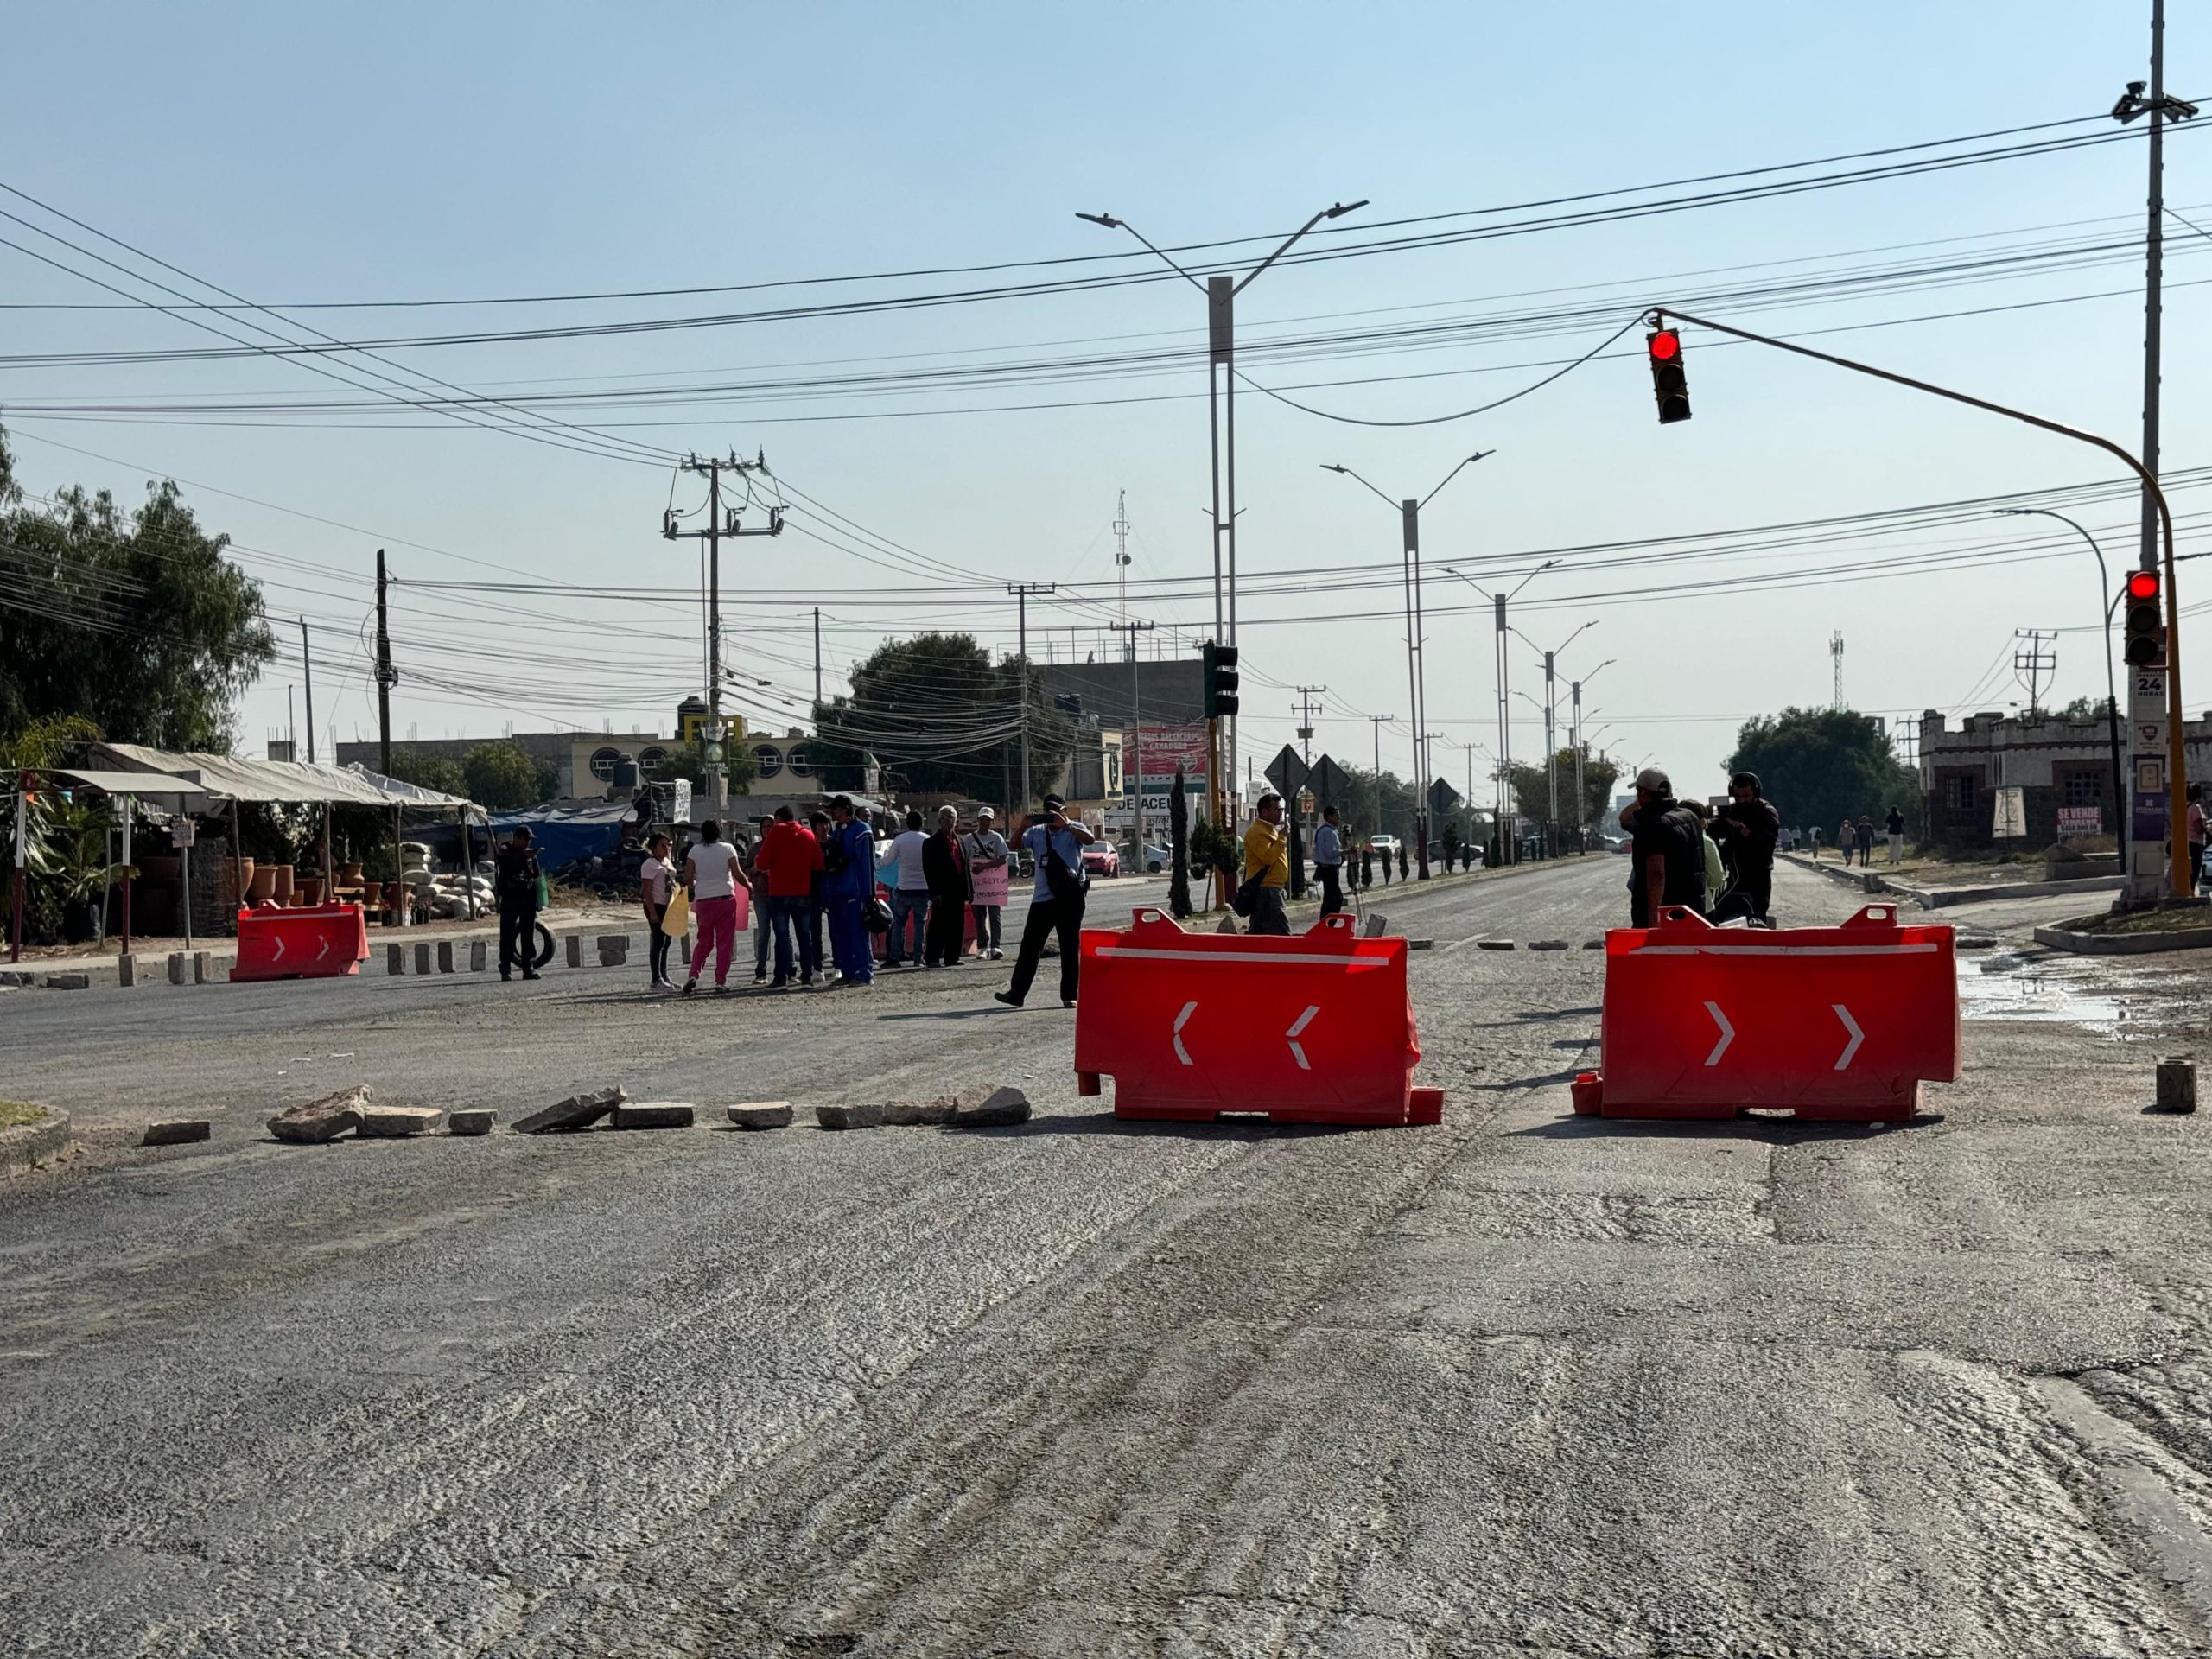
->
[9,860,2212,1656]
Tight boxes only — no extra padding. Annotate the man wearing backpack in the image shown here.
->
[994,793,1094,1009]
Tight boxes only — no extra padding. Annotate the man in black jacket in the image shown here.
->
[493,826,542,982]
[1715,771,1782,922]
[1618,767,1707,927]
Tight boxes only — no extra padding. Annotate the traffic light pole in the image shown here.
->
[1654,304,2190,900]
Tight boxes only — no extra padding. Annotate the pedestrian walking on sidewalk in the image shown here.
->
[995,793,1093,1009]
[964,806,1009,958]
[494,826,542,982]
[1854,815,1876,868]
[682,820,743,995]
[755,805,824,988]
[1242,792,1292,936]
[922,805,971,968]
[2189,785,2207,893]
[1885,804,1906,864]
[884,810,930,969]
[822,795,876,986]
[639,831,676,992]
[1313,805,1345,918]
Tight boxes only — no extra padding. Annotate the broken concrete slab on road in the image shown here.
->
[142,1119,211,1147]
[512,1086,626,1135]
[950,1085,1031,1128]
[446,1109,494,1136]
[881,1096,957,1127]
[611,1102,696,1130]
[816,1102,883,1130]
[357,1104,445,1138]
[266,1085,372,1145]
[726,1102,794,1129]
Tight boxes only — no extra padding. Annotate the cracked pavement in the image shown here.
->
[7,860,2212,1656]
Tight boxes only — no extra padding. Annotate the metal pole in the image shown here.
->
[1573,680,1584,851]
[10,773,27,963]
[374,550,394,776]
[300,617,316,765]
[120,792,131,955]
[2140,0,2168,575]
[1400,499,1426,874]
[1497,596,1512,862]
[1223,287,1240,829]
[813,606,823,708]
[1658,302,2191,898]
[1020,586,1028,808]
[706,459,724,811]
[1544,651,1558,851]
[1206,283,1227,843]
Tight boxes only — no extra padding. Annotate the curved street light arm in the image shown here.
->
[1074,213,1208,295]
[1235,200,1367,296]
[1420,450,1496,511]
[1319,462,1399,511]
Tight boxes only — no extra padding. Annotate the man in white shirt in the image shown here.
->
[882,809,931,969]
[994,794,1094,1009]
[639,831,677,993]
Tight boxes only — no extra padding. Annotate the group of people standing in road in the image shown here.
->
[1618,767,1783,928]
[878,805,1014,969]
[1817,806,1909,868]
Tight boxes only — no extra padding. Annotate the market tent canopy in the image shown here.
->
[344,763,485,820]
[91,743,470,810]
[51,768,212,805]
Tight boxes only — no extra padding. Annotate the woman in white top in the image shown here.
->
[682,821,743,994]
[639,832,676,993]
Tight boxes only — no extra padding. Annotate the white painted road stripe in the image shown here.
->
[1703,1001,1734,1066]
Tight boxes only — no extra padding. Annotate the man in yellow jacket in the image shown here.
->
[1242,791,1292,935]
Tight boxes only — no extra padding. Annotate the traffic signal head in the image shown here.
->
[2124,569,2166,667]
[1203,640,1240,718]
[1647,328,1690,424]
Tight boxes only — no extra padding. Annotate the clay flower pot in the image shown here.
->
[272,865,296,901]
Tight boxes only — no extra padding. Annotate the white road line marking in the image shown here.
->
[1703,1001,1734,1066]
[1173,1001,1198,1065]
[1287,1004,1319,1071]
[1833,1003,1863,1070]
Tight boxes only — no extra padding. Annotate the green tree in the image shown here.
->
[0,425,273,749]
[2056,695,2116,721]
[808,632,1075,802]
[1506,747,1619,828]
[462,741,553,810]
[1726,708,1917,836]
[386,747,467,798]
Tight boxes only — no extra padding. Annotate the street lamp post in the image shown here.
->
[1446,562,1557,864]
[1079,200,1367,837]
[1571,658,1614,850]
[1322,454,1491,878]
[1994,507,2129,869]
[1514,620,1597,852]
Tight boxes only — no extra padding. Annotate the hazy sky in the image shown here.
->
[4,1,2204,812]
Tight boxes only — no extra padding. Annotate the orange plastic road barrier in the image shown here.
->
[1573,902,1960,1123]
[232,902,371,982]
[1074,908,1441,1127]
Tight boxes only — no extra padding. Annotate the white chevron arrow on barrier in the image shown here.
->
[1173,1001,1197,1065]
[1833,1003,1863,1070]
[1702,1001,1733,1066]
[1286,1004,1320,1071]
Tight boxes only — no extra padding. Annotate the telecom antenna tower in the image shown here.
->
[1831,631,1846,711]
[1113,490,1132,622]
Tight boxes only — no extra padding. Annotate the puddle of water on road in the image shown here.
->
[1956,951,2130,1033]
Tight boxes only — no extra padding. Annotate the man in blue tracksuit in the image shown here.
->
[822,794,876,986]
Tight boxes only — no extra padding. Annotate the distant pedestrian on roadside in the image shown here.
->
[1838,818,1853,863]
[2189,785,2207,892]
[995,794,1093,1009]
[964,806,1009,959]
[1377,841,1391,886]
[922,805,971,968]
[1619,767,1706,927]
[1854,814,1876,868]
[639,831,676,993]
[1241,791,1292,935]
[494,825,542,982]
[883,809,930,969]
[807,810,833,973]
[1714,772,1781,923]
[1313,804,1345,918]
[756,805,824,988]
[1361,844,1375,888]
[1885,804,1906,863]
[741,814,774,984]
[822,795,876,986]
[681,819,742,995]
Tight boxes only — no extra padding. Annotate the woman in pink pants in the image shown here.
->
[682,821,743,994]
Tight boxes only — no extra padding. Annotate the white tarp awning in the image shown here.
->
[91,743,448,808]
[53,767,211,801]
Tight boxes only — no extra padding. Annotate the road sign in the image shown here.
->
[1426,778,1461,817]
[1309,755,1350,808]
[1264,744,1310,797]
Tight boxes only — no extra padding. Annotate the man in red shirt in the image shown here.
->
[754,804,825,988]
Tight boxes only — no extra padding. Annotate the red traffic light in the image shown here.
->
[2127,570,2160,600]
[1648,329,1681,361]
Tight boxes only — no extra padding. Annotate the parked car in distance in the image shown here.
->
[1368,834,1402,861]
[1120,842,1171,874]
[1080,842,1121,879]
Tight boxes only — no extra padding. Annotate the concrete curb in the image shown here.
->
[2033,923,2212,956]
[1893,874,2126,909]
[0,1108,75,1176]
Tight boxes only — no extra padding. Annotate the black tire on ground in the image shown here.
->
[533,922,556,969]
